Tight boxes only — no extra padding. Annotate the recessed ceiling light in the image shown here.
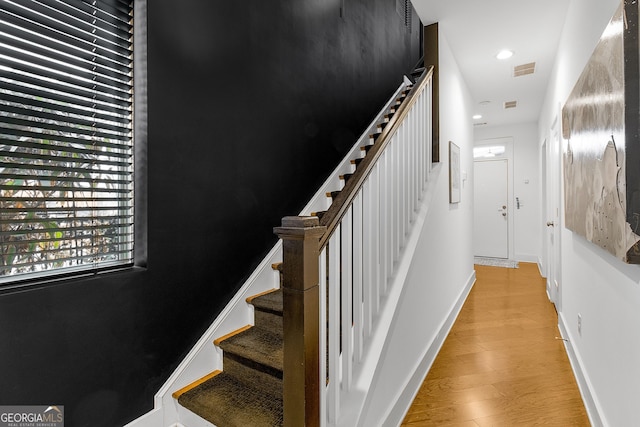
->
[496,49,514,60]
[472,114,483,120]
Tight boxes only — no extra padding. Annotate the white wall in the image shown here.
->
[475,123,541,263]
[539,0,640,425]
[359,29,476,426]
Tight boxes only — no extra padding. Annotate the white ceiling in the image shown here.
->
[412,0,571,128]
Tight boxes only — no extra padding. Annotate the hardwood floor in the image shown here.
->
[401,263,590,426]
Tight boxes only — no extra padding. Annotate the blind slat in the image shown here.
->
[0,78,132,116]
[0,110,129,139]
[0,161,132,176]
[0,250,133,274]
[0,183,132,193]
[2,2,133,52]
[1,103,131,134]
[0,215,133,225]
[0,71,131,112]
[0,125,132,149]
[0,8,132,65]
[0,137,131,153]
[0,27,132,77]
[0,206,133,218]
[0,171,130,184]
[0,137,132,159]
[0,91,131,124]
[0,197,130,204]
[0,222,134,236]
[0,42,132,91]
[1,244,134,264]
[1,55,132,99]
[64,0,133,29]
[0,149,132,168]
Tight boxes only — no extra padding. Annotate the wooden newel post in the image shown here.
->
[274,216,326,427]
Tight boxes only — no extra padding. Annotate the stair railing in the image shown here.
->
[275,67,434,427]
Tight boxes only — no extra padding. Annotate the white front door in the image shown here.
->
[474,159,509,258]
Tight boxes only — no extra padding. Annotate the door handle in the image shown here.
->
[546,221,554,227]
[502,213,507,217]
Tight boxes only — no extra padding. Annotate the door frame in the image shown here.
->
[544,114,562,310]
[474,137,515,260]
[541,138,549,277]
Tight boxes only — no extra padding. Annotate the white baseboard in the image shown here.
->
[382,269,477,427]
[123,408,163,427]
[537,255,545,277]
[558,313,605,427]
[515,253,539,264]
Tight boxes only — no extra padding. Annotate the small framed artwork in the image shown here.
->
[449,141,461,203]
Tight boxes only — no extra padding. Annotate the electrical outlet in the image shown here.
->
[577,313,582,336]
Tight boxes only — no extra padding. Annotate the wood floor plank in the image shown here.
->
[401,263,590,426]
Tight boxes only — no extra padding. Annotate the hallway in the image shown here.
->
[402,263,589,426]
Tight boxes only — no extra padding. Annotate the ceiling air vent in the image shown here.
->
[504,100,518,109]
[473,122,488,127]
[513,62,536,77]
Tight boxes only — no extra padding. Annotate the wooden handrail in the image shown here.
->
[317,66,434,249]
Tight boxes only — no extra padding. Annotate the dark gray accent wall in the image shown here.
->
[0,1,420,426]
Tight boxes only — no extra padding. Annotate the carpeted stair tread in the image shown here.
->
[250,289,283,315]
[178,372,283,427]
[218,326,283,375]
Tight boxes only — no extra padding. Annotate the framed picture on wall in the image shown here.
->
[449,141,461,203]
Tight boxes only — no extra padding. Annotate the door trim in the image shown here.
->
[474,137,514,260]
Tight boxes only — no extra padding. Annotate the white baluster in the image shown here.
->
[379,150,389,295]
[409,106,416,215]
[394,136,401,261]
[352,190,364,361]
[398,131,405,256]
[341,208,353,391]
[369,163,380,321]
[327,230,341,423]
[319,247,327,427]
[362,175,374,338]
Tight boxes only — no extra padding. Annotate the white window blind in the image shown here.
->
[0,0,134,282]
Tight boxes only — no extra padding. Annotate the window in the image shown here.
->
[0,0,134,283]
[473,145,506,159]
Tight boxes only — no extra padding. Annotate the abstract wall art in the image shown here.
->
[562,0,640,263]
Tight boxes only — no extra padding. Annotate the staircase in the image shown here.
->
[173,289,284,426]
[120,61,436,427]
[170,82,418,426]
